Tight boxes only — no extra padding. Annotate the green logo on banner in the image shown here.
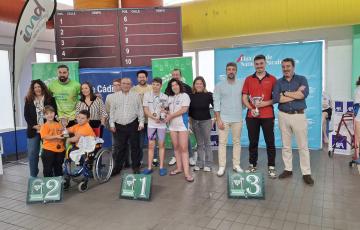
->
[120,174,152,200]
[27,177,63,204]
[227,171,265,199]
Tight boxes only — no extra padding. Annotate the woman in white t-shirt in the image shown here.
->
[165,78,194,182]
[354,77,360,148]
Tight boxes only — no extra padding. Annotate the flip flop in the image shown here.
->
[185,175,194,182]
[169,170,183,176]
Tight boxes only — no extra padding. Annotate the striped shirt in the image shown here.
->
[109,91,145,127]
[75,97,107,121]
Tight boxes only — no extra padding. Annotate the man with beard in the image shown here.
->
[48,65,80,127]
[132,70,153,163]
[272,58,314,186]
[242,55,277,178]
[214,62,244,177]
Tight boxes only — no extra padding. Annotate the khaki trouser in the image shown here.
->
[278,111,311,175]
[217,121,242,167]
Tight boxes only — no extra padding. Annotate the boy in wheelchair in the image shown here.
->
[66,110,96,166]
[64,110,113,192]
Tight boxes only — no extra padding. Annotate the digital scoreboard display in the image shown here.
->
[54,7,182,68]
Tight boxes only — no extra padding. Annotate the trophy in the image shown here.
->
[249,95,264,117]
[159,98,169,121]
[60,117,69,138]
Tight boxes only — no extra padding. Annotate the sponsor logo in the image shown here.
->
[20,0,47,43]
[335,101,343,113]
[332,134,347,150]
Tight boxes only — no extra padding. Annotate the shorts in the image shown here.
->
[322,107,332,120]
[147,127,166,142]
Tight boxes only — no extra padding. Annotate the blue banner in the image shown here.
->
[214,41,323,149]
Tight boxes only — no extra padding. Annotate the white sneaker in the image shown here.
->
[193,166,201,171]
[268,166,277,179]
[168,156,176,166]
[217,167,225,177]
[245,164,257,173]
[189,157,196,166]
[203,167,211,172]
[233,165,243,173]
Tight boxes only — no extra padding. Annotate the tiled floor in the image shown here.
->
[1,147,360,230]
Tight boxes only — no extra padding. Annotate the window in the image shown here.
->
[0,49,14,130]
[36,52,51,63]
[198,50,215,92]
[183,51,196,80]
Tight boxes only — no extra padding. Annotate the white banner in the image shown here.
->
[12,0,56,103]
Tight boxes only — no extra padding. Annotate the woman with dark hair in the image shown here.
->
[75,82,107,131]
[165,78,194,182]
[24,79,57,177]
[189,76,214,172]
[354,77,360,148]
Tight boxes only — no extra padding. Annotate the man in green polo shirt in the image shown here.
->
[48,64,80,126]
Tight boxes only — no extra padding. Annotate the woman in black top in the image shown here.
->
[24,79,56,177]
[189,76,214,172]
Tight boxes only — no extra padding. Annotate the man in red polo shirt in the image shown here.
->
[242,54,277,178]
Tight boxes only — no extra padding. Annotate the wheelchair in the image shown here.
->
[63,135,114,192]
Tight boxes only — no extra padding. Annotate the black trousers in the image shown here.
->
[113,119,140,173]
[246,117,276,167]
[41,149,65,177]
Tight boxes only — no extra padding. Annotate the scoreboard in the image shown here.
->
[54,7,182,68]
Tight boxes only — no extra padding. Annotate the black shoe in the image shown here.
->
[133,168,141,174]
[303,175,314,186]
[278,170,293,179]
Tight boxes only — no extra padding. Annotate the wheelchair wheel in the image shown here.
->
[78,181,88,192]
[92,148,113,183]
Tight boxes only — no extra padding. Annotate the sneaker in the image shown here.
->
[152,159,159,167]
[168,156,176,166]
[159,168,167,176]
[278,170,293,179]
[303,175,314,186]
[245,164,257,173]
[203,167,211,172]
[193,166,201,171]
[268,166,277,179]
[189,157,196,166]
[217,167,225,177]
[233,165,243,173]
[142,168,153,175]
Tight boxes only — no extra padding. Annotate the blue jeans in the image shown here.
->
[27,134,41,177]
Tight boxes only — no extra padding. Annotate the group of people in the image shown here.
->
[213,55,314,186]
[25,55,315,185]
[24,65,97,178]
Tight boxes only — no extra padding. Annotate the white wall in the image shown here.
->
[184,26,353,101]
[0,21,56,131]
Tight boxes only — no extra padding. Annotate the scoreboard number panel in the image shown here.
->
[118,8,182,67]
[55,10,121,68]
[55,7,182,68]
